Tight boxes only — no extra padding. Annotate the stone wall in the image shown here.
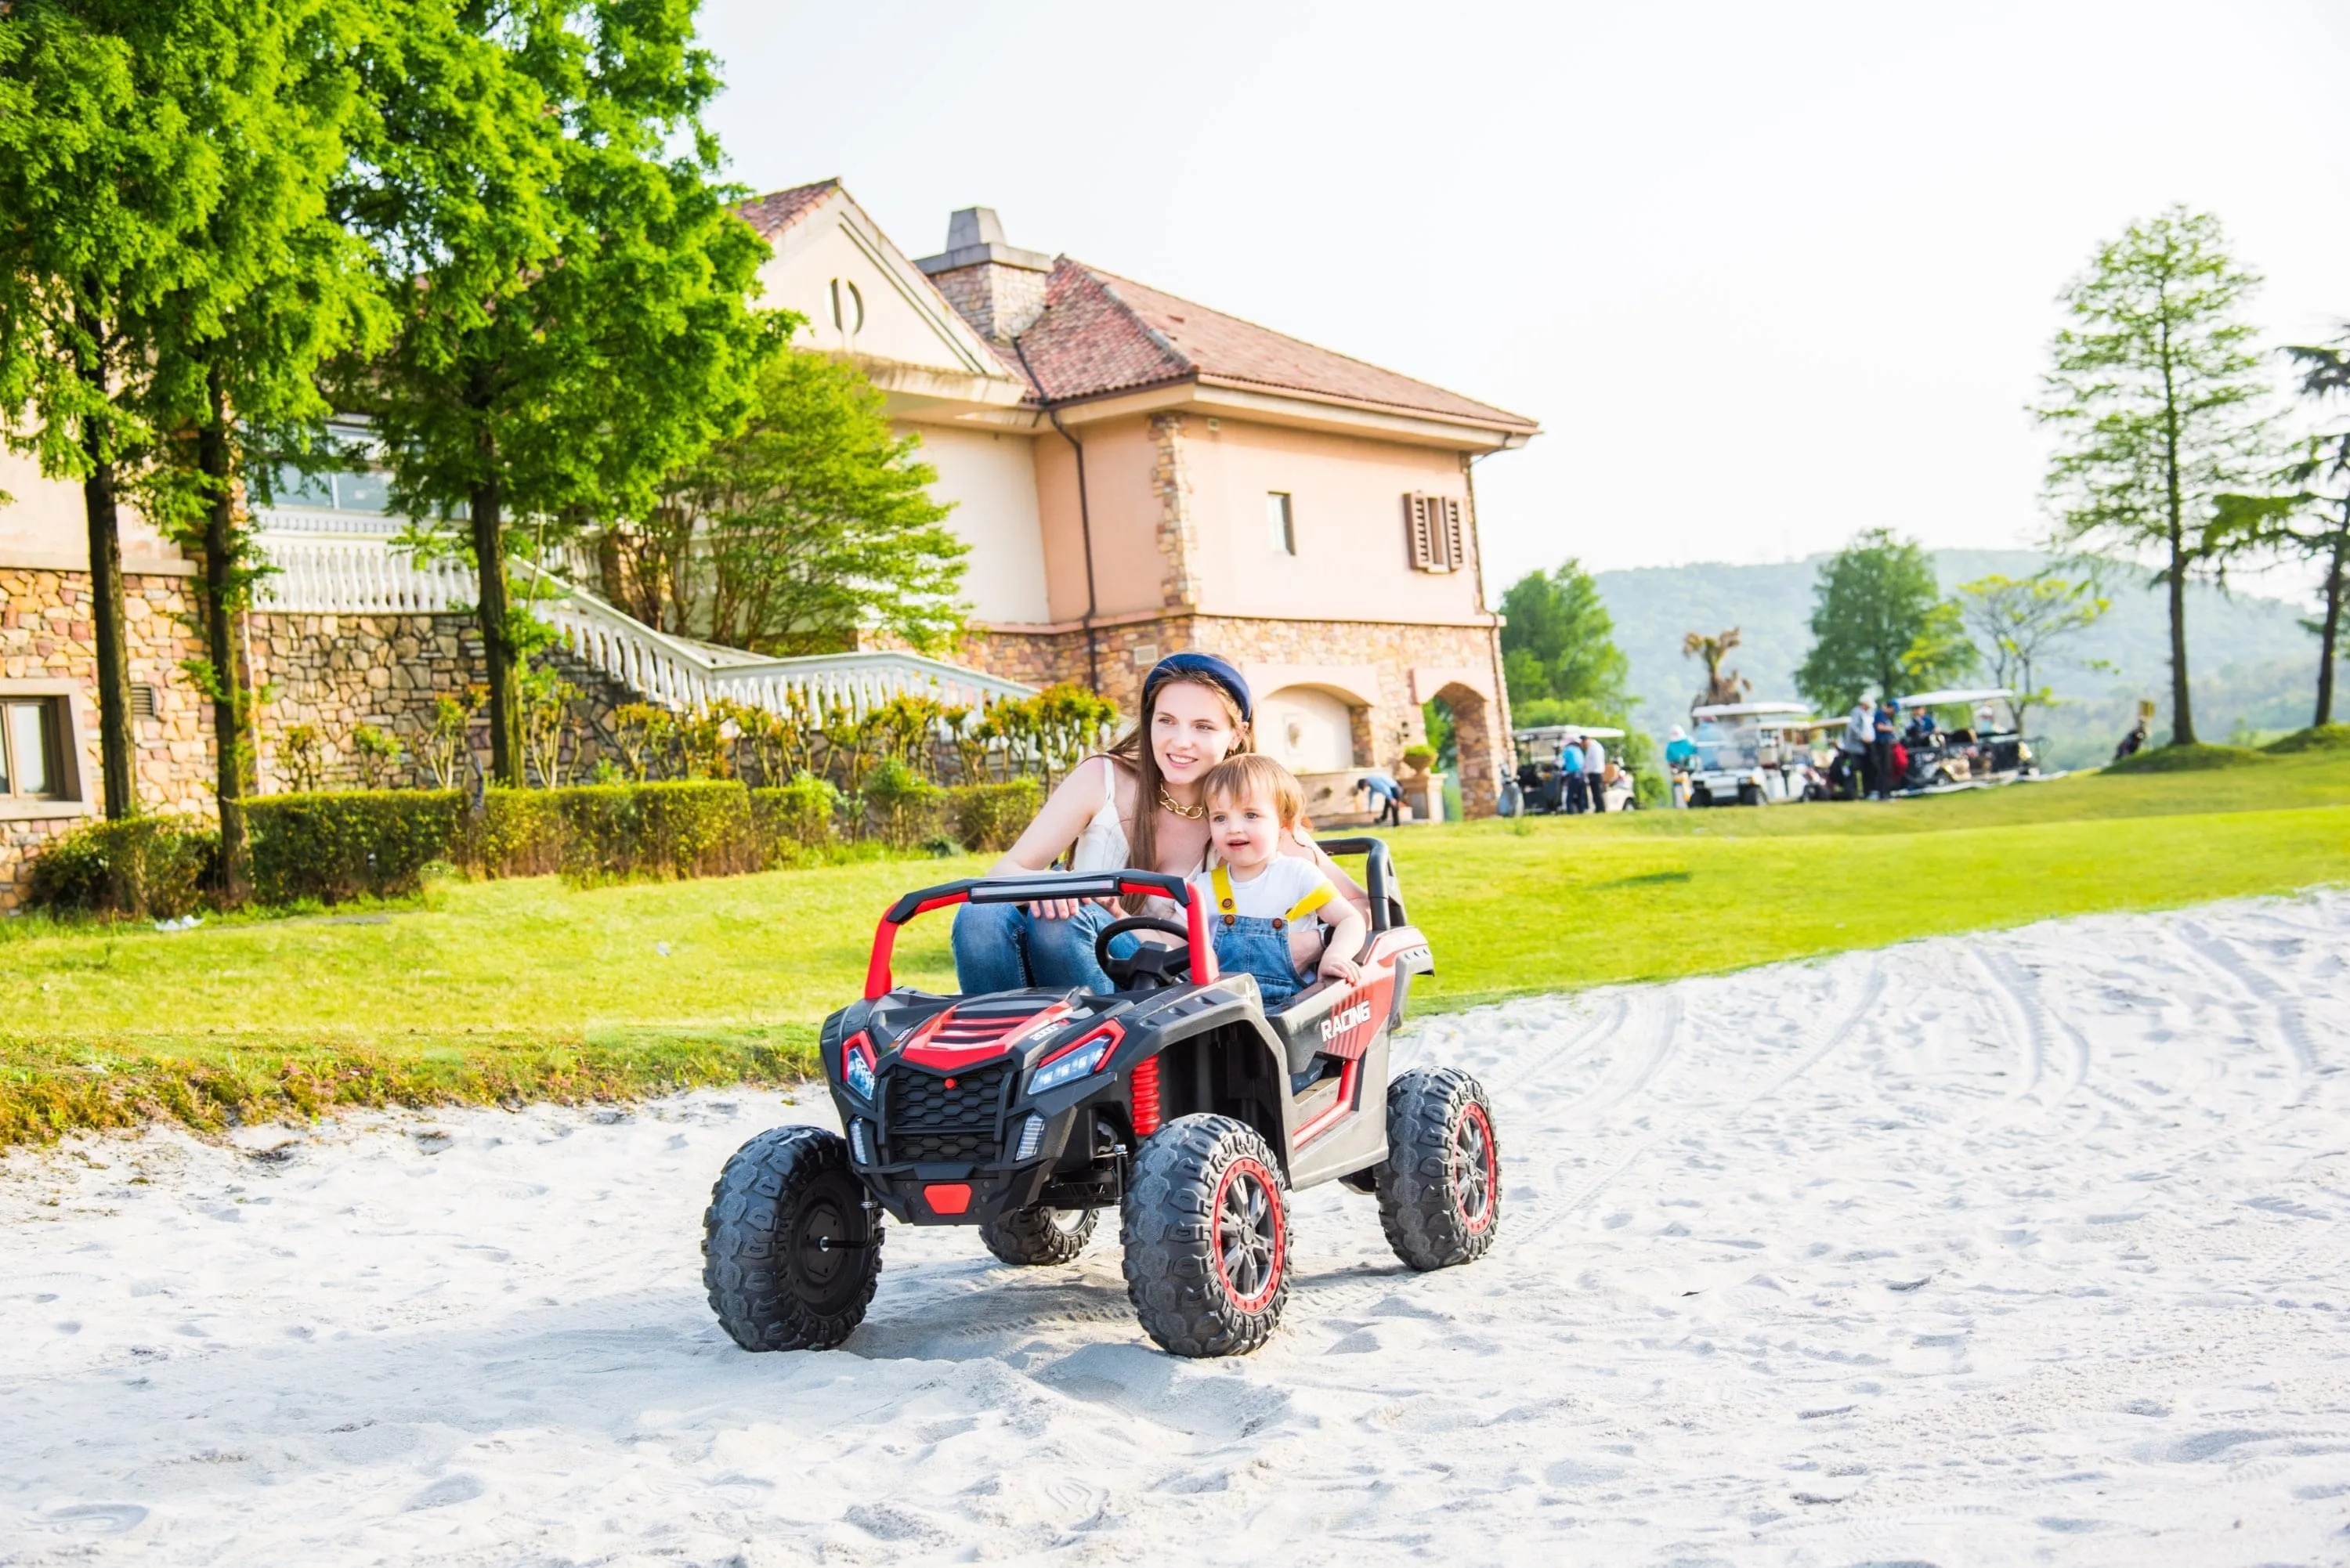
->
[959,612,1511,815]
[0,567,213,909]
[0,583,642,908]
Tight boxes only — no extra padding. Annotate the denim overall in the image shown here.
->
[1209,864,1330,1006]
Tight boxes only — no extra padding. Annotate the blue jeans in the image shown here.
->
[953,900,1138,995]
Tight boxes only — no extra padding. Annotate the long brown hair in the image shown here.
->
[1101,670,1253,908]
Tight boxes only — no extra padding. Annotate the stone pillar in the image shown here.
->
[1149,413,1202,610]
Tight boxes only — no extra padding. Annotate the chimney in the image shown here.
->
[916,206,1053,345]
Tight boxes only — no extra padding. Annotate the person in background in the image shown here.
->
[2114,715,2149,762]
[1871,697,1900,800]
[1358,769,1403,828]
[1584,732,1609,812]
[1557,733,1588,813]
[1664,724,1697,809]
[1976,699,1998,734]
[1844,695,1875,800]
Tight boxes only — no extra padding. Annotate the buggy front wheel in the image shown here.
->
[1121,1115,1289,1357]
[703,1126,882,1351]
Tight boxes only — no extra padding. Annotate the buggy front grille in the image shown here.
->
[882,1061,1012,1165]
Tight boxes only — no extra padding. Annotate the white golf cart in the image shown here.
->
[1509,724,1637,814]
[1683,702,1826,807]
[1889,687,2040,789]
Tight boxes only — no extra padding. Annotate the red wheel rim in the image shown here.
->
[1209,1155,1285,1312]
[1452,1101,1497,1236]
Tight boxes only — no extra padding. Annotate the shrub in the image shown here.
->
[26,816,218,919]
[861,757,942,850]
[552,780,756,883]
[946,778,1042,851]
[246,789,466,904]
[2264,723,2350,755]
[477,788,566,877]
[751,771,842,864]
[2102,742,2274,775]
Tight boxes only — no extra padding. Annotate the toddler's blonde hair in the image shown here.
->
[1199,753,1306,828]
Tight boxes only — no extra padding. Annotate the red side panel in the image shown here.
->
[1293,1058,1363,1147]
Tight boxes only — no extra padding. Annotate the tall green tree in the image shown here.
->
[2217,334,2350,728]
[1956,571,2108,735]
[1498,558,1632,721]
[132,2,385,893]
[2033,206,2275,747]
[606,344,967,654]
[0,2,231,818]
[1795,528,1973,712]
[334,0,768,786]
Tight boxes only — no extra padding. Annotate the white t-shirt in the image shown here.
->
[1189,854,1337,923]
[1583,737,1606,774]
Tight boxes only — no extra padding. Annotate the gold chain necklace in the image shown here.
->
[1157,784,1206,820]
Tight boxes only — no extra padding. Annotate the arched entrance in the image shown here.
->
[1410,667,1503,818]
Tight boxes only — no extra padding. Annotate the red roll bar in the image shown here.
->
[863,869,1217,999]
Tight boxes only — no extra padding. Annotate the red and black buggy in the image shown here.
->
[701,838,1501,1358]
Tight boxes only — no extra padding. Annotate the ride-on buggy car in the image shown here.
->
[702,838,1500,1359]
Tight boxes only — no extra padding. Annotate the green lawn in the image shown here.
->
[6,750,2348,1143]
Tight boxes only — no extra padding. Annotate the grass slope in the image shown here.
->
[5,753,2347,1143]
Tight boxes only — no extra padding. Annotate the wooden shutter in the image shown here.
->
[1438,497,1464,572]
[1405,493,1435,569]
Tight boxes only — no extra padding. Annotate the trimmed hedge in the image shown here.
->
[245,789,467,905]
[548,781,757,882]
[751,772,844,866]
[25,816,218,919]
[946,779,1043,852]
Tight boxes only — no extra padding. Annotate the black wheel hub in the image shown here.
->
[1214,1164,1281,1307]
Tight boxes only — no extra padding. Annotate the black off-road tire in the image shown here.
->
[1120,1115,1290,1358]
[981,1205,1098,1266]
[703,1125,882,1351]
[1375,1067,1501,1271]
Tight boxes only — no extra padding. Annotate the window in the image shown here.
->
[1267,492,1295,555]
[830,277,865,334]
[0,696,67,800]
[1405,492,1466,573]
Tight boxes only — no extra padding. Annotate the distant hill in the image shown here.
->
[1592,551,2328,768]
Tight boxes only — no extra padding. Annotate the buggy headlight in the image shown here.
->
[1029,1040,1110,1095]
[841,1035,877,1101]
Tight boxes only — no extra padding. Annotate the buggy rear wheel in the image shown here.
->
[703,1125,882,1351]
[1120,1115,1289,1357]
[1375,1067,1501,1270]
[981,1204,1098,1266]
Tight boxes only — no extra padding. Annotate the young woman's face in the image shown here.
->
[1150,679,1242,786]
[1206,787,1281,870]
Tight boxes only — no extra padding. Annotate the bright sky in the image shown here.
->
[699,1,2350,586]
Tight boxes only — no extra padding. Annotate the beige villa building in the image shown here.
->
[0,180,1535,905]
[740,181,1537,810]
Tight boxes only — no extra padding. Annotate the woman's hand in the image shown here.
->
[1317,952,1362,985]
[1027,896,1108,921]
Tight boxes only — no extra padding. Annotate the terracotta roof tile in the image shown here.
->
[735,179,841,240]
[1013,260,1535,431]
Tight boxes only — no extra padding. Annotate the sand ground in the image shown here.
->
[4,892,2348,1566]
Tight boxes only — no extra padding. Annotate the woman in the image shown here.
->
[953,652,1368,994]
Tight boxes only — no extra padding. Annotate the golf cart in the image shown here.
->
[701,840,1500,1360]
[1682,702,1828,807]
[1890,688,2040,789]
[1510,724,1636,813]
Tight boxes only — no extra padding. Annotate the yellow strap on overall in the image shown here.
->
[1211,862,1332,924]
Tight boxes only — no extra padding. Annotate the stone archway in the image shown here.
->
[1429,680,1502,818]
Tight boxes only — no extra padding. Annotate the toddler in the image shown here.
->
[1188,754,1367,1003]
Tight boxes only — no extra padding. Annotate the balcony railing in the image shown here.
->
[255,533,1033,718]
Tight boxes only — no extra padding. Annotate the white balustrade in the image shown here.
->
[255,533,1034,720]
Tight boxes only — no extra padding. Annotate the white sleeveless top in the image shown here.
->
[1068,757,1131,872]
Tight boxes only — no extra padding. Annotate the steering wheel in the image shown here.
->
[1095,916,1194,989]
